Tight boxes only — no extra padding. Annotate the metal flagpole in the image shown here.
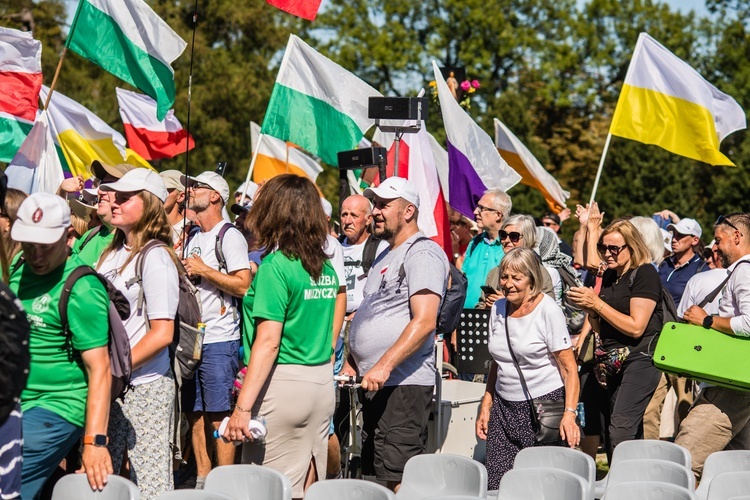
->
[180,0,199,259]
[588,133,612,205]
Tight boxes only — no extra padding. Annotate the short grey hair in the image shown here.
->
[483,188,512,219]
[630,216,666,266]
[500,247,544,298]
[502,214,537,248]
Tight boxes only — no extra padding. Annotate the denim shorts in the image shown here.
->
[182,339,240,413]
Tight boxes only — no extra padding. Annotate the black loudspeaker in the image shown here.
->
[368,97,428,121]
[337,147,387,170]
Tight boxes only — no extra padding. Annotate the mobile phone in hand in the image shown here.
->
[481,285,498,295]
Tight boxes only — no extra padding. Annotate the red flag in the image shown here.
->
[265,0,323,21]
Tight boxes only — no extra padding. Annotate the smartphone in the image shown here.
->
[215,161,228,177]
[481,285,498,295]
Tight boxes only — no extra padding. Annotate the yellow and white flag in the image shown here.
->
[250,122,323,183]
[610,33,746,166]
[494,118,569,212]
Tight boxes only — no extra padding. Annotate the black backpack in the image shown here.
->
[0,282,30,424]
[59,266,133,402]
[398,237,468,335]
[557,266,586,335]
[338,234,383,276]
[628,266,679,326]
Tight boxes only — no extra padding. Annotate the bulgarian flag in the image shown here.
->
[0,27,42,163]
[116,87,194,160]
[266,0,323,21]
[261,35,382,166]
[67,0,187,121]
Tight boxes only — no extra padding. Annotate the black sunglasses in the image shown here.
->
[716,214,743,235]
[597,243,628,256]
[499,230,522,243]
[190,182,214,191]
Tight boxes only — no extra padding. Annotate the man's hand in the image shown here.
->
[182,255,211,278]
[78,445,113,491]
[559,207,571,223]
[361,362,391,392]
[654,209,680,223]
[683,305,708,326]
[59,175,85,194]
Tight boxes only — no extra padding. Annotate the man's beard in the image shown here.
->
[720,252,731,268]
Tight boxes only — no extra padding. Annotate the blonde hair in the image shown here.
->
[70,213,89,239]
[499,247,544,297]
[599,220,652,271]
[629,216,666,266]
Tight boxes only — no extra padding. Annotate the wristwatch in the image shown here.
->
[702,315,714,330]
[83,434,108,447]
[564,407,578,416]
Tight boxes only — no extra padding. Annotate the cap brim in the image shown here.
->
[11,222,66,245]
[363,185,398,201]
[99,178,141,194]
[231,203,249,216]
[70,199,95,221]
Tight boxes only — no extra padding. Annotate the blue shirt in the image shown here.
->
[461,233,505,307]
[658,253,706,306]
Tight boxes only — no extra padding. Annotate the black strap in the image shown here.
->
[78,225,102,251]
[361,235,382,275]
[697,260,750,308]
[503,301,540,430]
[59,266,101,335]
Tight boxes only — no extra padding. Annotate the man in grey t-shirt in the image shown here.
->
[344,177,449,490]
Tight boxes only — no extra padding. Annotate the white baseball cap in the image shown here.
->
[12,193,71,245]
[160,170,185,192]
[235,181,258,200]
[100,168,168,203]
[668,217,702,238]
[364,177,420,207]
[181,171,230,205]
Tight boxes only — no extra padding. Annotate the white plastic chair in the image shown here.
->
[426,496,486,500]
[602,481,696,500]
[304,479,395,500]
[497,467,588,500]
[606,459,694,491]
[514,447,596,500]
[595,440,693,497]
[51,474,140,500]
[395,454,487,500]
[696,451,750,500]
[157,490,233,500]
[205,464,292,500]
[706,472,750,500]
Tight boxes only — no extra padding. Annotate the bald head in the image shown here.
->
[341,195,372,244]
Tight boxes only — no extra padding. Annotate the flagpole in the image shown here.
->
[43,0,85,109]
[241,133,264,202]
[588,133,612,205]
[180,0,199,259]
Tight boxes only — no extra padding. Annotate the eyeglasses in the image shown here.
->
[190,182,214,191]
[475,204,499,214]
[670,231,692,240]
[597,243,628,256]
[542,221,558,227]
[716,214,743,236]
[499,230,522,243]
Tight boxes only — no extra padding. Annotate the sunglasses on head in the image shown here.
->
[597,243,628,256]
[716,214,743,235]
[499,230,522,243]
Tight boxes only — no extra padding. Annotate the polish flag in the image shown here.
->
[116,87,194,160]
[374,124,452,258]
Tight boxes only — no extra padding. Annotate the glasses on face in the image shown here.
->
[597,243,628,257]
[670,231,691,240]
[499,230,522,243]
[542,221,557,227]
[716,214,743,235]
[475,204,499,214]
[190,182,214,191]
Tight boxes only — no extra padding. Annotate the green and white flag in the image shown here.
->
[67,0,187,121]
[261,35,382,166]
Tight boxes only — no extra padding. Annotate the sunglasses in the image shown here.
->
[716,214,743,235]
[190,182,214,191]
[597,243,628,256]
[542,221,558,227]
[499,230,522,243]
[475,204,499,214]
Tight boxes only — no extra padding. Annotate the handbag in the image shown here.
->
[593,345,630,388]
[576,331,596,365]
[504,303,579,445]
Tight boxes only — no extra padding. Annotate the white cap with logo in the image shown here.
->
[668,218,702,238]
[181,171,231,205]
[363,177,420,207]
[12,193,71,245]
[100,168,168,203]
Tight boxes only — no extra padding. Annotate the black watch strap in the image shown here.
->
[702,315,714,329]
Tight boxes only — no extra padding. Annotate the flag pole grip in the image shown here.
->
[588,133,612,205]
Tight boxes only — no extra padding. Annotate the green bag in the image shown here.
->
[653,322,750,392]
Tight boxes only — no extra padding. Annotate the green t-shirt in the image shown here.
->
[242,252,338,366]
[9,255,110,427]
[71,225,114,267]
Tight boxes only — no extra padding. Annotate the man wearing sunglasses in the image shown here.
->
[461,189,512,308]
[677,213,750,480]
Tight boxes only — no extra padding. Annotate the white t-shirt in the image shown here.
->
[341,237,389,313]
[488,294,571,401]
[187,222,249,344]
[98,245,179,386]
[677,268,727,318]
[324,235,347,289]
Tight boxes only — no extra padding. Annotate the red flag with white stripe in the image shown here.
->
[116,87,194,160]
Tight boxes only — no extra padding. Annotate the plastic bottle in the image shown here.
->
[214,415,267,446]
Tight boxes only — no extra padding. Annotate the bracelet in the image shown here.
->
[596,301,604,314]
[564,407,577,413]
[235,404,252,413]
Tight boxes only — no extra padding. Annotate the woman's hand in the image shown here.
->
[476,395,492,440]
[575,204,589,226]
[567,286,601,313]
[586,201,605,230]
[224,409,253,442]
[484,292,503,309]
[559,411,580,448]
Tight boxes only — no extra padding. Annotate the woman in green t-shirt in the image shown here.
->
[226,175,338,499]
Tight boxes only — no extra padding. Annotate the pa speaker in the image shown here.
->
[337,147,387,170]
[368,97,428,121]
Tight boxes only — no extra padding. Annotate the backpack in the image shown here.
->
[628,265,679,327]
[338,234,383,275]
[557,266,586,335]
[398,237,468,335]
[0,282,30,423]
[59,266,132,402]
[128,240,203,381]
[77,225,102,252]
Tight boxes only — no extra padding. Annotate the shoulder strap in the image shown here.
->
[467,234,483,258]
[503,302,540,428]
[361,236,382,275]
[9,256,25,277]
[126,240,168,316]
[59,266,100,334]
[215,222,235,274]
[628,266,639,289]
[397,236,431,284]
[78,225,102,251]
[697,260,750,308]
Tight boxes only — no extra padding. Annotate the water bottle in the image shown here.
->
[214,415,267,446]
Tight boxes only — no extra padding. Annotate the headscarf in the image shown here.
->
[535,226,580,279]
